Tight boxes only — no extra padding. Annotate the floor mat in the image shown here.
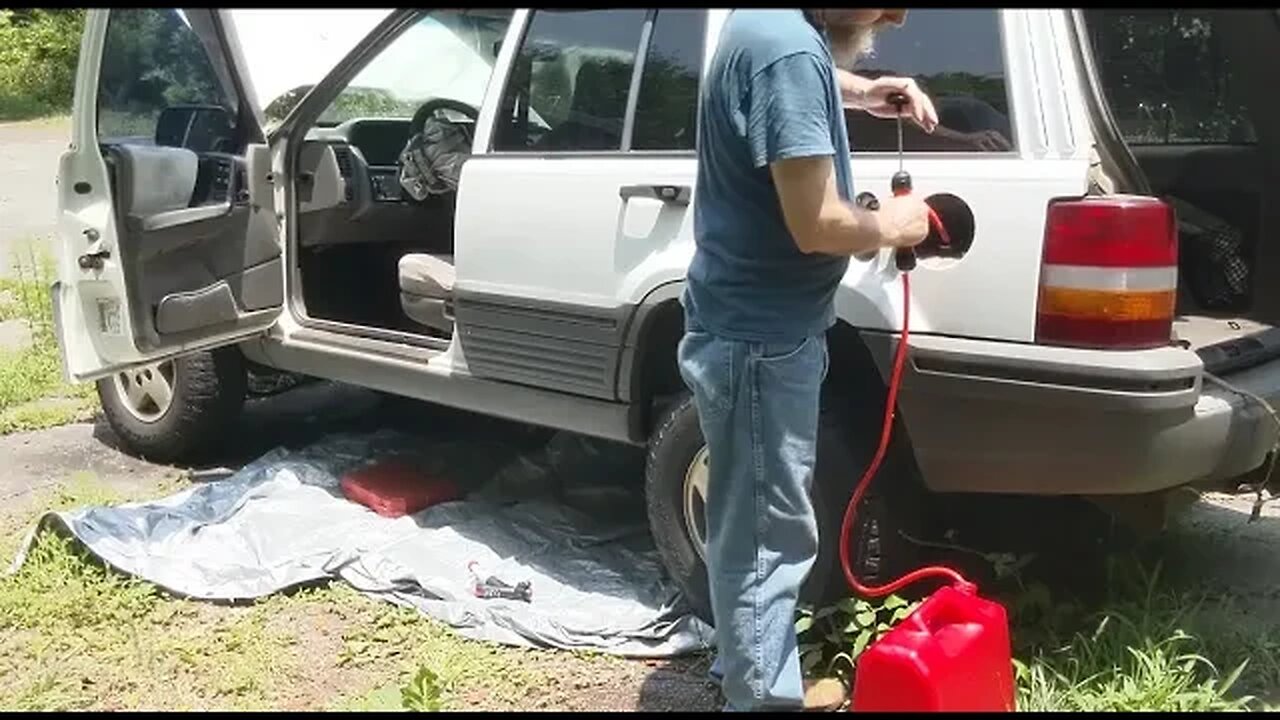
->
[8,429,712,657]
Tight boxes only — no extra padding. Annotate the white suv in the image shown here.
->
[53,8,1280,618]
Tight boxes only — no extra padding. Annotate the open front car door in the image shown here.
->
[53,8,282,381]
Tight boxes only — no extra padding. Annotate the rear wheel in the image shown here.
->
[645,393,926,625]
[97,347,247,464]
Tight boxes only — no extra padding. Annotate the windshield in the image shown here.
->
[298,11,512,128]
[225,9,393,118]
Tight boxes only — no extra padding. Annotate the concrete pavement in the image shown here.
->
[0,117,68,278]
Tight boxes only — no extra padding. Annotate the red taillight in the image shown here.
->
[1036,195,1179,350]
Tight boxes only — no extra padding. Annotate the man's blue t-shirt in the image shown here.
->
[684,9,854,343]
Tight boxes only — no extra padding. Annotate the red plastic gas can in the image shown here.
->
[851,585,1015,712]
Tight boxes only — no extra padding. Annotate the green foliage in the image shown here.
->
[1007,559,1273,711]
[96,9,230,139]
[0,251,65,410]
[0,248,99,434]
[1086,10,1254,144]
[0,530,158,633]
[795,594,922,689]
[1015,620,1252,712]
[265,85,419,129]
[401,666,446,712]
[0,9,84,120]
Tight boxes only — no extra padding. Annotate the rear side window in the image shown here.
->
[846,9,1015,154]
[1086,10,1256,145]
[492,9,649,152]
[97,9,241,149]
[631,9,707,151]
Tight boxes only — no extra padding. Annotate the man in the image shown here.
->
[679,8,938,712]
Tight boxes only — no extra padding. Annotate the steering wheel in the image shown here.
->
[409,98,480,135]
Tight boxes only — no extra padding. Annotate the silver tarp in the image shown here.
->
[8,430,713,657]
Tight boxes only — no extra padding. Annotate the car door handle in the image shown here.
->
[619,184,691,206]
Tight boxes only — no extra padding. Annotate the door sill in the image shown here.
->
[293,313,450,353]
[290,325,446,364]
[268,326,642,445]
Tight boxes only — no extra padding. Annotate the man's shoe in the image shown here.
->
[803,678,848,711]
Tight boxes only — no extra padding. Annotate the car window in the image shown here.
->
[630,9,707,152]
[492,9,649,152]
[846,9,1015,154]
[1086,10,1256,145]
[97,9,240,148]
[292,10,514,131]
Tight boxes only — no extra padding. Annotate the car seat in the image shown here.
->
[397,253,455,335]
[535,57,632,151]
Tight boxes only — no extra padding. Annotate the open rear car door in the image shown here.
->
[53,8,282,381]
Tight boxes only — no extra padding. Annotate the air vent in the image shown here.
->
[333,146,354,177]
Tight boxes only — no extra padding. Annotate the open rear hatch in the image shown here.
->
[1077,9,1280,373]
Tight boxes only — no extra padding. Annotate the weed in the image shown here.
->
[1014,616,1252,711]
[334,598,551,709]
[335,682,405,711]
[401,666,446,712]
[0,531,159,631]
[795,593,921,688]
[0,246,100,434]
[1010,559,1274,711]
[0,397,98,434]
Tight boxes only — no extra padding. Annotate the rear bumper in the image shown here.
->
[888,335,1278,496]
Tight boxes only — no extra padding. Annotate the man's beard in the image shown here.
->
[829,25,876,70]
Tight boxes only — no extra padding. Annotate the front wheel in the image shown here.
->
[96,347,247,464]
[644,393,925,625]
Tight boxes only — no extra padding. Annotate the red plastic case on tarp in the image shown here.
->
[339,461,462,518]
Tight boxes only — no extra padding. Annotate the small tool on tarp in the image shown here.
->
[468,561,532,603]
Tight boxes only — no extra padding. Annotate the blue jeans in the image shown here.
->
[678,323,828,711]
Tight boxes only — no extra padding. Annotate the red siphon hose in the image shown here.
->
[838,209,975,598]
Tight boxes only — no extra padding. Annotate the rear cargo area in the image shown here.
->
[1083,9,1280,358]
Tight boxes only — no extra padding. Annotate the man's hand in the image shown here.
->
[877,195,930,249]
[838,70,938,133]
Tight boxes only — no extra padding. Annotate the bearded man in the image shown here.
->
[681,8,939,712]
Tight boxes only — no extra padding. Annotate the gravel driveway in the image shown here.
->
[0,117,67,277]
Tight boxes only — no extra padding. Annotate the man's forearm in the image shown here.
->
[810,202,893,256]
[835,67,874,109]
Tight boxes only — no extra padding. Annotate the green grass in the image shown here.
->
[4,474,1278,711]
[1009,563,1261,711]
[0,474,594,712]
[0,249,99,435]
[0,94,65,123]
[999,557,1277,711]
[799,551,1279,712]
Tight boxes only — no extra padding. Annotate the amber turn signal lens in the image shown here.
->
[1037,286,1175,323]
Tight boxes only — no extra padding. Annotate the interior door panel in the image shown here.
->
[105,143,282,350]
[51,8,288,379]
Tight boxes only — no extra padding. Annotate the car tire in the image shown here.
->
[644,392,925,626]
[96,347,248,465]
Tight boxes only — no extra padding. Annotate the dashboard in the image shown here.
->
[304,115,477,206]
[295,117,462,249]
[306,117,414,205]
